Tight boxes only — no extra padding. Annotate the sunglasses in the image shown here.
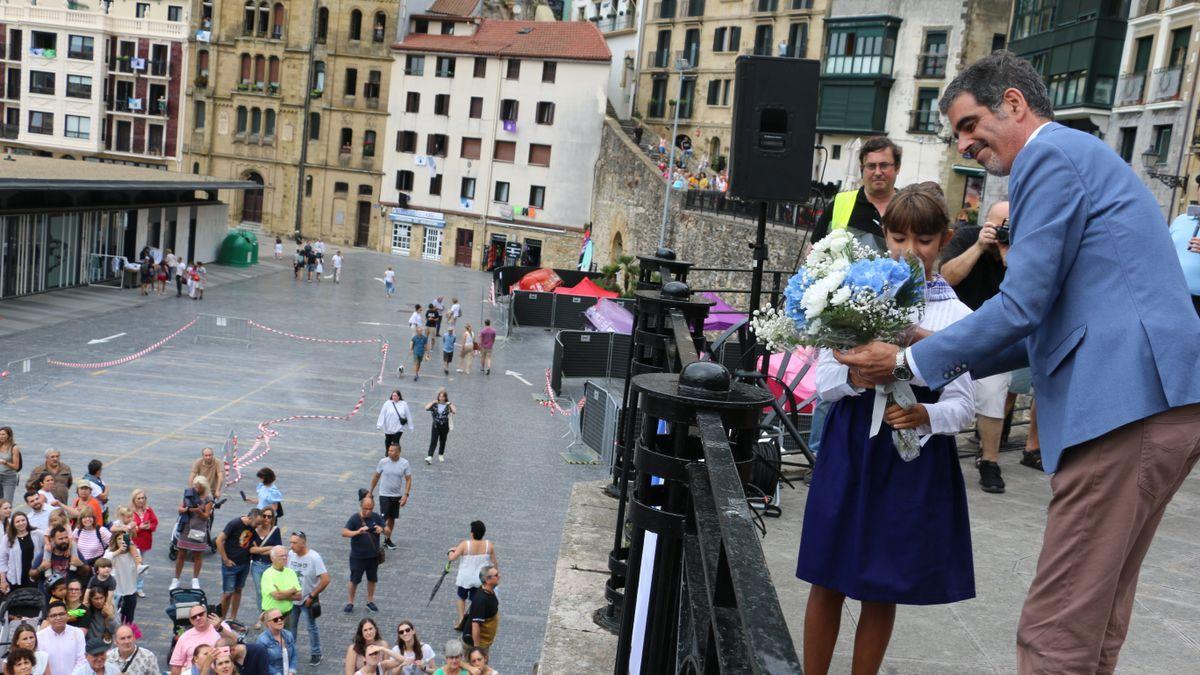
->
[267,616,285,623]
[190,613,206,620]
[291,531,306,538]
[263,513,275,518]
[398,628,412,635]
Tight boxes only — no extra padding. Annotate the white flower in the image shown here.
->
[830,286,852,306]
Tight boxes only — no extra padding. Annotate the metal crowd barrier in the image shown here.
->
[0,354,50,402]
[194,313,253,347]
[550,331,632,392]
[581,380,622,471]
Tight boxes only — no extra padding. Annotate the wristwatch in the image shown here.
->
[892,349,913,382]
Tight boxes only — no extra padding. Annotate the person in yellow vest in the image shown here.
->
[810,137,902,252]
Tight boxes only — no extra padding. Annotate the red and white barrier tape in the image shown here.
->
[248,320,382,344]
[541,368,585,416]
[48,319,197,369]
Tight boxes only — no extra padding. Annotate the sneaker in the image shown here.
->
[366,602,379,612]
[309,655,323,666]
[438,455,445,463]
[424,456,432,465]
[137,590,146,598]
[384,539,397,551]
[444,367,449,375]
[168,578,180,591]
[191,578,201,590]
[137,564,149,577]
[343,603,353,613]
[978,460,1005,494]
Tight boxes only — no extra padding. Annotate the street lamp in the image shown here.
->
[659,55,694,248]
[1142,149,1189,189]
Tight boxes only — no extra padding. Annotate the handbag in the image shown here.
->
[358,514,385,564]
[309,598,322,619]
[186,528,206,543]
[391,402,408,428]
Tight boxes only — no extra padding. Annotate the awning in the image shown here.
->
[952,164,986,177]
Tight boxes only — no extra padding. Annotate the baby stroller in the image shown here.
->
[0,587,46,657]
[164,587,209,652]
[167,492,227,561]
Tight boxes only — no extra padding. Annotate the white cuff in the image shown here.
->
[905,346,928,386]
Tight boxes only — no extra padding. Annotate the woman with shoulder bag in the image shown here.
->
[171,476,214,591]
[376,390,415,455]
[424,389,457,465]
[0,427,22,503]
[459,326,475,376]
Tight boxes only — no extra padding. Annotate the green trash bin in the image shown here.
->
[218,229,259,267]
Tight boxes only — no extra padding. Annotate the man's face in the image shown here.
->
[360,500,374,517]
[271,550,287,570]
[387,445,400,460]
[290,534,305,555]
[53,531,70,550]
[87,652,107,671]
[202,448,215,462]
[860,149,898,195]
[188,606,210,631]
[249,513,263,528]
[26,494,43,511]
[48,605,68,631]
[46,452,60,467]
[115,627,135,652]
[946,92,1024,176]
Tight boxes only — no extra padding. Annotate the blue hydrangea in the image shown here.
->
[843,258,911,298]
[783,269,812,326]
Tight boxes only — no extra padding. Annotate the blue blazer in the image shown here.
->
[912,123,1200,473]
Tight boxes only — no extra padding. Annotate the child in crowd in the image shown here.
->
[796,185,977,674]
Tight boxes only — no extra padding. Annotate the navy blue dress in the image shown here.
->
[796,385,975,605]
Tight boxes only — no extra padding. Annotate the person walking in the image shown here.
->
[441,329,456,376]
[447,521,498,630]
[461,567,499,651]
[175,257,187,297]
[274,236,284,259]
[424,389,456,465]
[248,507,281,607]
[458,325,475,375]
[384,267,396,298]
[332,251,343,284]
[431,297,445,336]
[410,328,428,382]
[214,508,262,620]
[128,489,157,598]
[286,532,329,667]
[193,262,206,300]
[407,305,424,334]
[171,476,214,591]
[376,391,414,453]
[447,298,461,331]
[0,427,22,503]
[368,444,411,551]
[478,320,496,376]
[342,496,387,613]
[424,302,441,339]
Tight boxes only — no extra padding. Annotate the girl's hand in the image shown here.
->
[884,403,929,430]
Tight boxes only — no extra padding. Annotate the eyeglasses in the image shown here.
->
[862,162,896,173]
[48,612,67,619]
[267,616,284,623]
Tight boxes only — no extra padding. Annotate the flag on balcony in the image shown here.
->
[415,155,428,166]
[131,57,146,70]
[128,98,143,111]
[196,30,211,43]
[502,120,517,133]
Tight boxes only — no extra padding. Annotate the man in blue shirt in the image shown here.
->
[1169,211,1200,315]
[341,496,387,613]
[442,328,457,375]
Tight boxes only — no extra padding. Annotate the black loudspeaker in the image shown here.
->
[728,56,820,203]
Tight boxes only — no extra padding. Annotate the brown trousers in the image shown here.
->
[1017,402,1200,674]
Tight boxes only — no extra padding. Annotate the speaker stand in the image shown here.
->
[748,201,770,379]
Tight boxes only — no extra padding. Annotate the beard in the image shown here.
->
[983,153,1009,176]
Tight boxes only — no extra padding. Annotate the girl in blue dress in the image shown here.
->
[797,186,977,674]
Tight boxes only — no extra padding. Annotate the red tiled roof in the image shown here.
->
[393,20,612,63]
[426,0,480,17]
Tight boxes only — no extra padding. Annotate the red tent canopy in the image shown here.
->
[553,277,618,298]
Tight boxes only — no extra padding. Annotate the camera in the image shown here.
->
[995,217,1010,245]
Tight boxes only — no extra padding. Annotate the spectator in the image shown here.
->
[243,468,283,516]
[391,620,435,675]
[286,531,330,667]
[7,625,48,675]
[106,625,157,675]
[37,600,86,675]
[80,461,108,522]
[355,645,398,675]
[34,473,80,521]
[189,448,225,500]
[459,324,476,375]
[23,491,55,532]
[85,557,115,606]
[248,506,281,609]
[3,512,42,590]
[464,647,497,675]
[343,618,387,675]
[73,512,110,568]
[332,250,344,283]
[128,489,157,598]
[103,526,141,623]
[69,638,115,675]
[37,526,87,582]
[215,508,262,621]
[71,483,101,525]
[0,427,22,502]
[342,496,387,613]
[369,444,411,551]
[448,298,461,331]
[808,136,901,249]
[203,651,238,675]
[434,641,465,675]
[3,647,38,675]
[260,546,301,622]
[478,320,496,376]
[171,476,215,591]
[447,521,498,630]
[441,329,457,376]
[61,579,87,629]
[80,587,118,644]
[376,390,415,454]
[407,305,424,335]
[424,389,457,465]
[255,608,297,675]
[1169,209,1200,316]
[462,566,500,650]
[167,607,229,675]
[221,636,272,674]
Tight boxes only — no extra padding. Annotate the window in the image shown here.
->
[1118,127,1136,164]
[68,35,94,60]
[29,71,55,95]
[426,133,448,156]
[397,131,416,152]
[395,170,414,191]
[405,55,425,76]
[236,106,248,134]
[269,57,281,87]
[434,94,450,115]
[64,115,89,139]
[349,9,362,40]
[363,130,376,157]
[786,23,808,58]
[1170,28,1191,69]
[136,3,150,18]
[494,181,510,203]
[392,222,412,253]
[305,175,313,196]
[649,77,667,117]
[429,174,442,195]
[991,33,1005,52]
[244,1,257,33]
[197,49,210,78]
[1151,124,1172,163]
[494,140,516,162]
[373,12,387,43]
[309,112,320,140]
[405,92,420,112]
[66,75,91,99]
[1133,36,1153,75]
[340,127,352,151]
[678,78,695,118]
[414,19,429,34]
[529,143,551,167]
[344,68,358,96]
[754,0,778,10]
[251,108,262,135]
[824,27,897,76]
[460,177,476,200]
[265,109,276,137]
[365,70,381,99]
[1013,0,1056,41]
[1048,70,1087,106]
[500,99,518,121]
[194,100,206,129]
[169,5,183,21]
[317,7,329,43]
[423,227,443,259]
[254,55,266,85]
[911,87,940,133]
[707,79,720,105]
[791,0,812,7]
[469,96,483,119]
[28,110,53,135]
[535,102,555,125]
[654,30,670,68]
[919,31,947,77]
[436,57,455,78]
[683,28,700,66]
[753,25,773,56]
[461,137,481,159]
[713,27,727,52]
[31,31,55,52]
[440,22,454,35]
[542,61,556,83]
[312,61,325,92]
[334,181,349,193]
[474,57,487,77]
[506,59,520,80]
[529,185,545,209]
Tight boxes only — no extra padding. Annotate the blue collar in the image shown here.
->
[926,275,957,302]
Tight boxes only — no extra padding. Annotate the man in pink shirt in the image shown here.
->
[169,606,235,674]
[478,319,497,376]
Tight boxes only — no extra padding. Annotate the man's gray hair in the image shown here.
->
[939,51,1054,119]
[45,448,59,458]
[479,565,497,585]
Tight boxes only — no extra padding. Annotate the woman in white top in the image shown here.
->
[194,262,207,300]
[2,513,42,592]
[391,620,436,675]
[376,390,415,456]
[7,624,49,675]
[458,325,475,375]
[447,521,498,629]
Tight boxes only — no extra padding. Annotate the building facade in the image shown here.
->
[185,0,396,248]
[0,0,190,169]
[817,0,1006,211]
[569,0,643,119]
[381,17,610,269]
[635,0,828,165]
[1109,0,1199,218]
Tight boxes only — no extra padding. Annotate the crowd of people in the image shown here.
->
[134,248,207,300]
[286,238,344,285]
[0,432,507,675]
[400,298,497,382]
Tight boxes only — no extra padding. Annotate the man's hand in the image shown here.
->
[833,342,900,384]
[884,403,929,430]
[975,222,998,250]
[223,557,234,568]
[1189,236,1200,254]
[848,370,875,390]
[399,495,408,507]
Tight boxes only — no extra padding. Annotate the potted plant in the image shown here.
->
[310,88,323,98]
[237,81,250,91]
[268,82,279,94]
[194,74,208,88]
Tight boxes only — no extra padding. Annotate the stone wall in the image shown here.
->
[589,118,808,310]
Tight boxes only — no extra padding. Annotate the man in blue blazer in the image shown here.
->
[837,51,1200,674]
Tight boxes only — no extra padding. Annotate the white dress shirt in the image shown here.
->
[37,624,86,675]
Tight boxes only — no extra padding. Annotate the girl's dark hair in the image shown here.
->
[391,389,403,401]
[396,620,425,658]
[5,647,35,674]
[353,618,380,656]
[470,521,486,540]
[256,467,276,484]
[882,186,950,237]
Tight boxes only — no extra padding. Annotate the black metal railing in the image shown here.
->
[682,188,830,230]
[917,52,946,78]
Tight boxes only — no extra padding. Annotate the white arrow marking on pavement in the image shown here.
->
[373,277,386,283]
[358,321,408,327]
[88,333,126,345]
[506,370,532,386]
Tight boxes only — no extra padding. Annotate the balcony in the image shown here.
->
[1116,71,1146,106]
[916,52,946,78]
[149,61,167,77]
[908,108,940,134]
[366,97,380,109]
[272,26,284,40]
[595,14,636,32]
[338,149,351,167]
[0,124,17,139]
[681,45,700,68]
[1150,66,1182,102]
[653,1,675,19]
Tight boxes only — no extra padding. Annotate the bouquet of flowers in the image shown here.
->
[750,229,928,460]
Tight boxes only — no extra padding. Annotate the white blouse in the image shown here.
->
[376,400,415,434]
